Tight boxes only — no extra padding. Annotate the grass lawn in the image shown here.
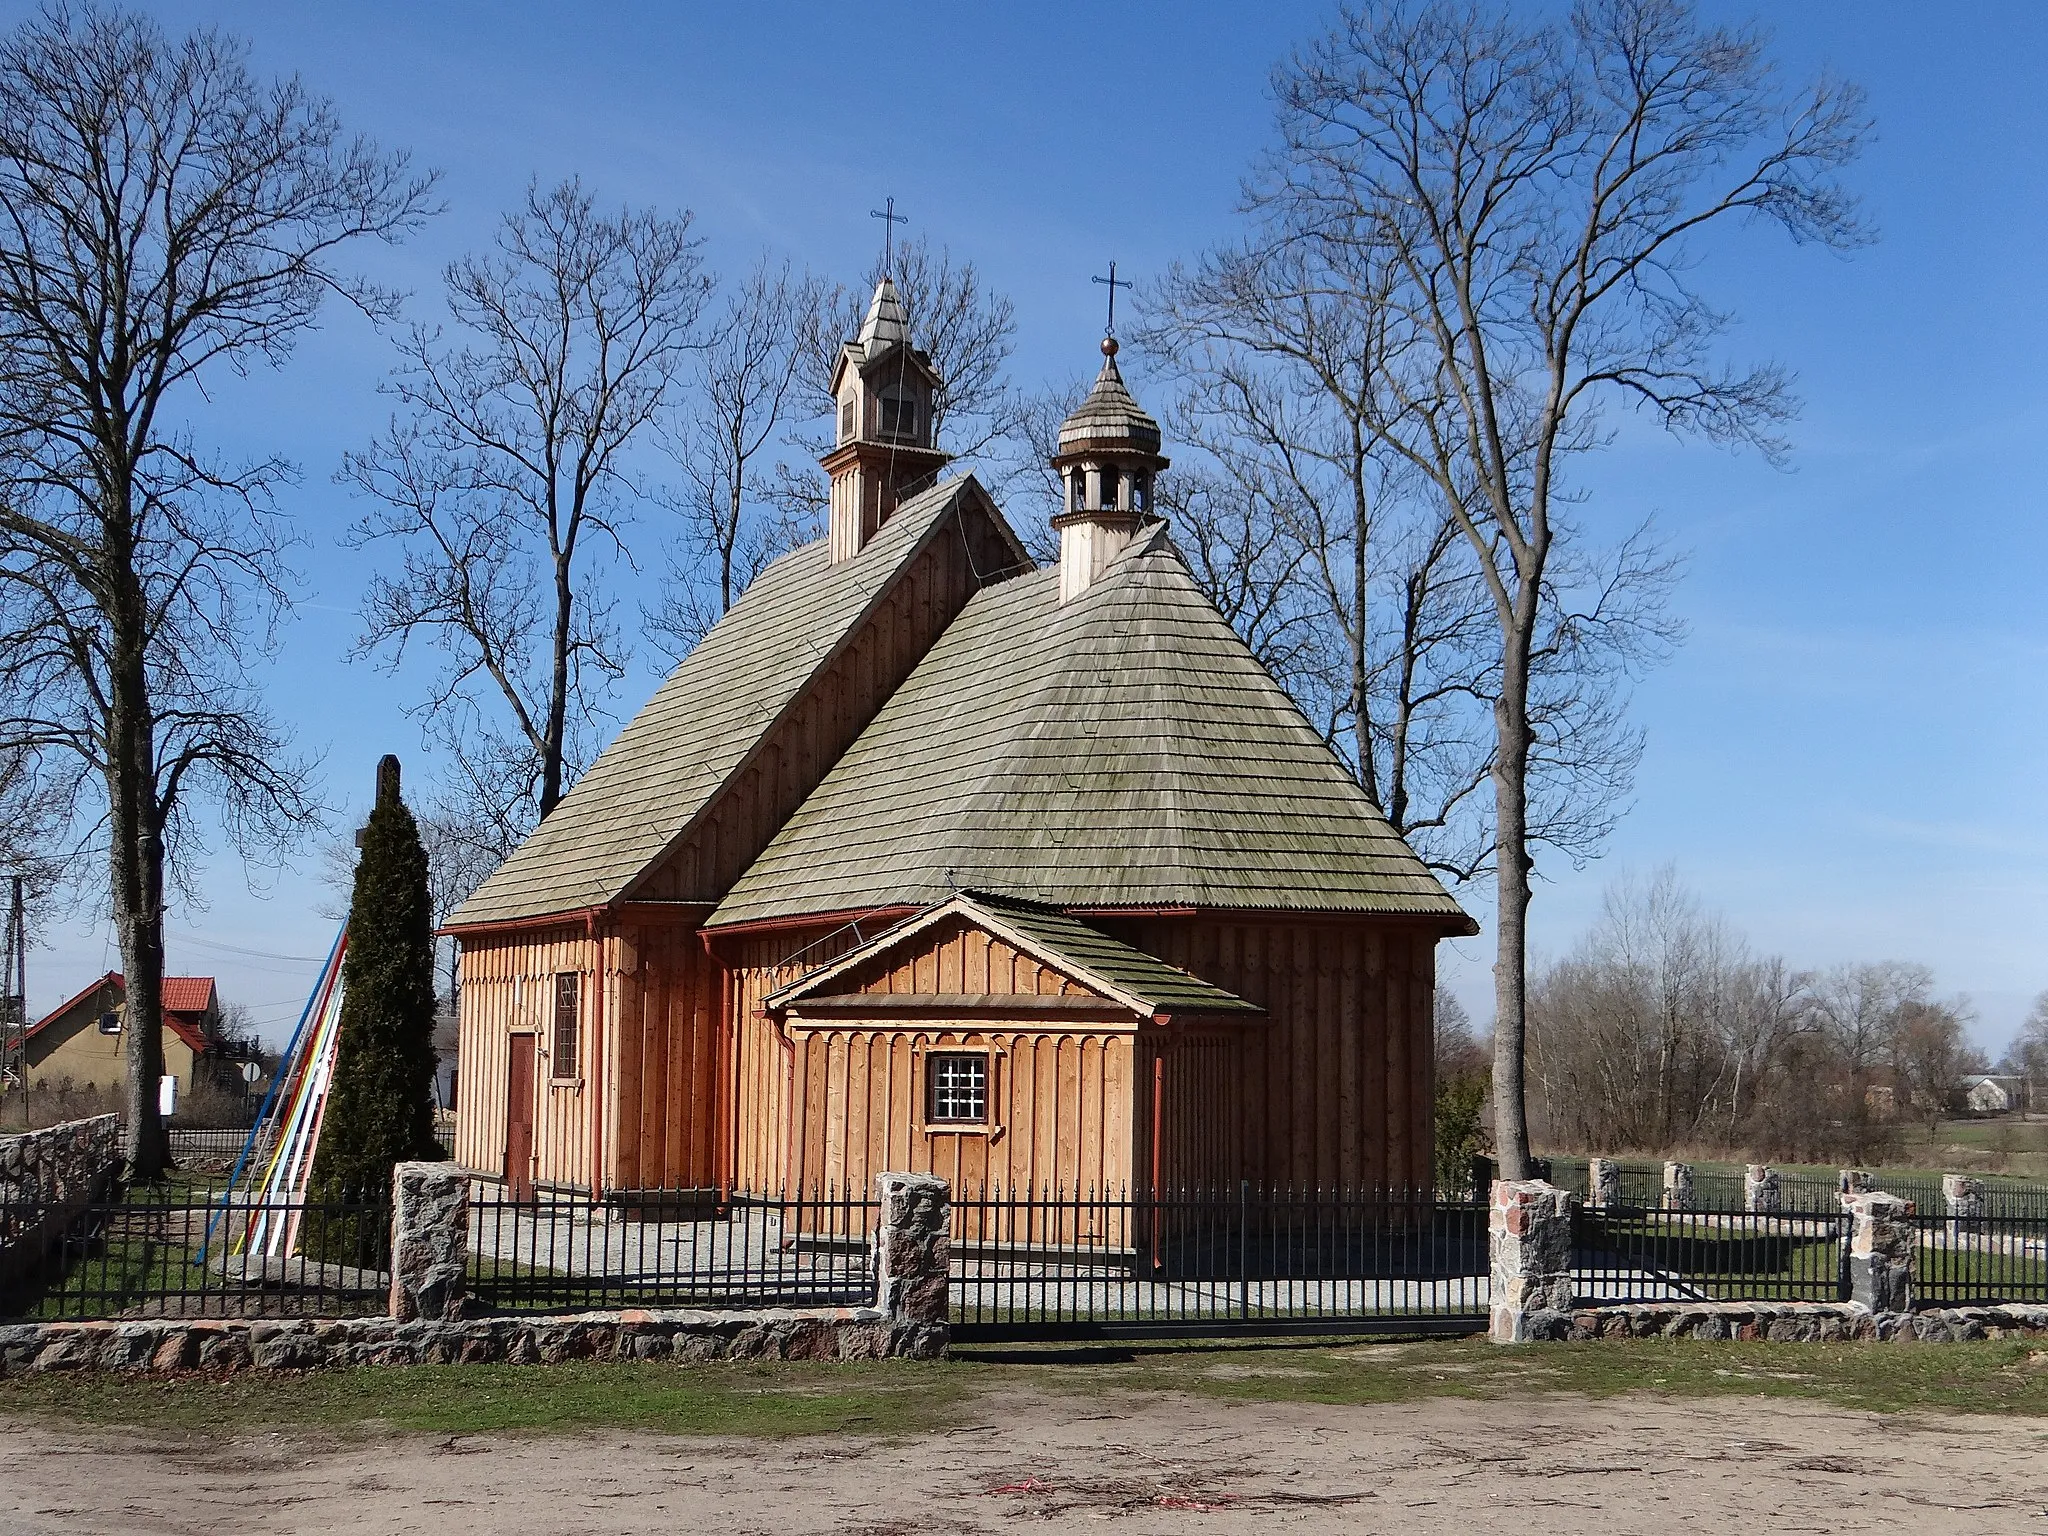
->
[4,1336,2048,1437]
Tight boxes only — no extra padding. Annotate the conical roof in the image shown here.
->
[856,277,910,356]
[1057,346,1162,456]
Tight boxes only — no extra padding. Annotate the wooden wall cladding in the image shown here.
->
[607,919,723,1193]
[1108,917,1437,1194]
[840,914,1093,998]
[782,1026,1134,1200]
[453,923,599,1193]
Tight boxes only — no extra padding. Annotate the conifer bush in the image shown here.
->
[306,755,442,1263]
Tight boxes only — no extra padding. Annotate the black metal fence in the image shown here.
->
[1914,1212,2048,1305]
[948,1186,1489,1339]
[1574,1203,1850,1303]
[466,1188,879,1313]
[1,1185,391,1320]
[8,1178,2046,1327]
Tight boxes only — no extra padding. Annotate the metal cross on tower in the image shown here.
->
[869,196,908,269]
[1092,261,1132,336]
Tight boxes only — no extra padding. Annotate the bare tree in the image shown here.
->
[648,259,813,659]
[1262,0,1868,1175]
[345,179,710,832]
[0,5,433,1177]
[2000,992,2048,1112]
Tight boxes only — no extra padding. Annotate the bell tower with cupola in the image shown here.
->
[1050,335,1170,602]
[820,278,951,563]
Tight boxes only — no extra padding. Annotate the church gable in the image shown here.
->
[763,893,1258,1023]
[452,475,1028,926]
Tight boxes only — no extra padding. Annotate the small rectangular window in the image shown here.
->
[879,394,917,438]
[926,1052,988,1125]
[551,972,580,1080]
[839,394,857,442]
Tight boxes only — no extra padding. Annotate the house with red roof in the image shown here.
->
[18,972,232,1098]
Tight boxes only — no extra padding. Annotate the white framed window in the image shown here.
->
[839,393,857,442]
[926,1051,988,1125]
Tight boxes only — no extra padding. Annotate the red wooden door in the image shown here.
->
[505,1034,537,1202]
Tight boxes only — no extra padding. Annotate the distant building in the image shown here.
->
[1961,1074,2023,1114]
[20,972,241,1099]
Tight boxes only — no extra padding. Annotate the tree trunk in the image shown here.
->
[1490,601,1536,1181]
[107,573,167,1181]
[539,555,574,818]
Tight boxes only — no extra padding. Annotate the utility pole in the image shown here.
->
[1,875,25,1127]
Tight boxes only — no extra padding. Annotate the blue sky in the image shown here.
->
[14,1,2048,1053]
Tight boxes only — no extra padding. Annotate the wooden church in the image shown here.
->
[447,278,1475,1201]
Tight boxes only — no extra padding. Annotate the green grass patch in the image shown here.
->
[0,1359,968,1438]
[5,1337,2048,1438]
[998,1334,2048,1418]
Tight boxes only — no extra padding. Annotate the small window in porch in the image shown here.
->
[926,1051,988,1125]
[551,972,580,1081]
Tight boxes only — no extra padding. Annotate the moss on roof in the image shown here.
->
[708,523,1473,931]
[452,477,1016,927]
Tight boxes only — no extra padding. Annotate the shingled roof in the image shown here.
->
[708,523,1475,931]
[452,477,1019,927]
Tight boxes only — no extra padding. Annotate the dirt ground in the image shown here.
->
[4,1386,2048,1536]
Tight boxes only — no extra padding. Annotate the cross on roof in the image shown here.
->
[869,196,908,269]
[1092,261,1132,336]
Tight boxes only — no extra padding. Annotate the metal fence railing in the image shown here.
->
[465,1187,880,1313]
[947,1186,1489,1339]
[1915,1212,2048,1305]
[1573,1203,1850,1303]
[1,1185,391,1320]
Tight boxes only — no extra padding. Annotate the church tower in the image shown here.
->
[1050,336,1170,602]
[820,279,951,563]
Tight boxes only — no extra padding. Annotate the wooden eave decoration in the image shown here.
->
[759,891,1262,1023]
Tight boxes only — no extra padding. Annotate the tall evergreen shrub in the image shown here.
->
[306,755,441,1261]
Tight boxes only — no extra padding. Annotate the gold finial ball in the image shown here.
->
[1101,335,1119,357]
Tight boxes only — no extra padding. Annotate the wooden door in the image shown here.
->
[505,1034,537,1202]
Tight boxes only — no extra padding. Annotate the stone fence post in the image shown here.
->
[1838,1168,1874,1201]
[1489,1180,1575,1343]
[1586,1158,1620,1208]
[1744,1164,1781,1214]
[1942,1174,1982,1220]
[1845,1190,1913,1313]
[389,1162,470,1322]
[874,1172,950,1323]
[1662,1161,1694,1211]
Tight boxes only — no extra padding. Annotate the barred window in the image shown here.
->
[551,972,580,1080]
[926,1052,988,1125]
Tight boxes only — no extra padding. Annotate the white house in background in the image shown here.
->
[1961,1074,2023,1114]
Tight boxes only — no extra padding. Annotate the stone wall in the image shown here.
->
[0,1307,947,1375]
[0,1115,120,1295]
[1560,1301,2048,1343]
